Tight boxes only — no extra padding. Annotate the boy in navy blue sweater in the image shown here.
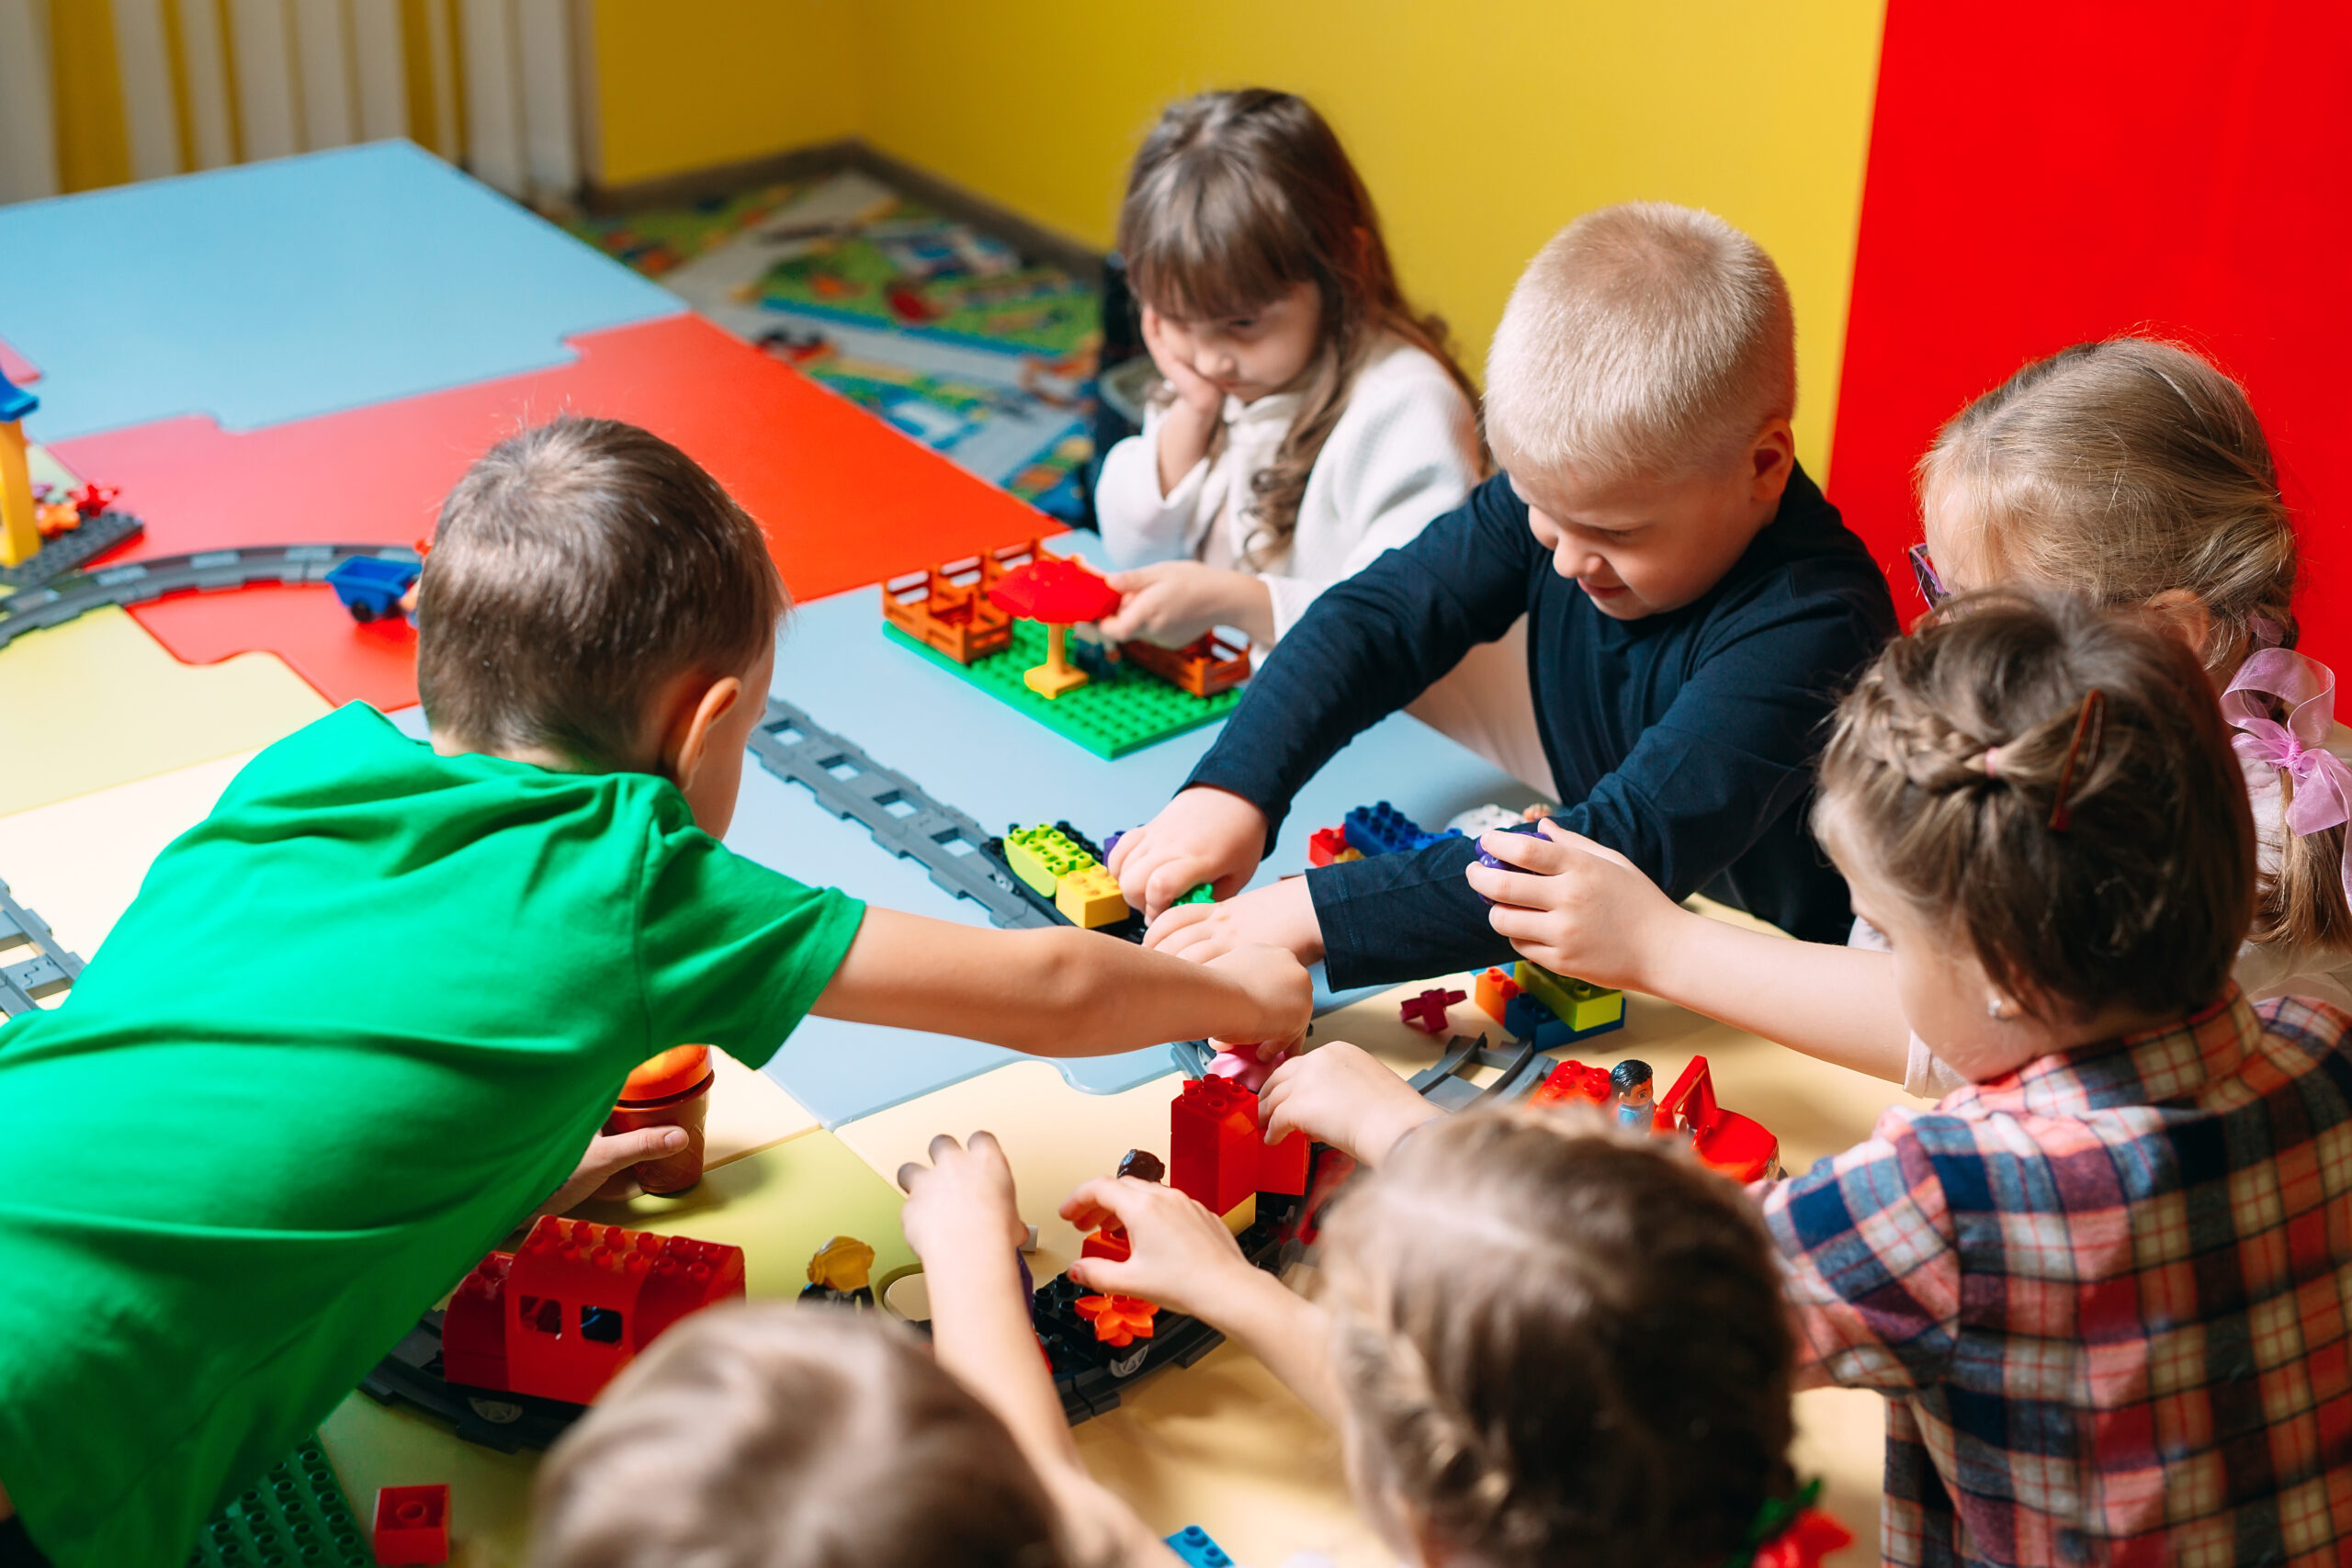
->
[1110,203,1897,990]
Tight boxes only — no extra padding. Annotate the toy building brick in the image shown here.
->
[1513,960,1624,1034]
[1400,986,1466,1034]
[1659,1055,1781,1181]
[439,1215,744,1405]
[880,538,1037,665]
[1119,629,1250,699]
[1473,964,1521,1023]
[1076,1293,1158,1348]
[371,1484,449,1566]
[1170,1076,1307,1215]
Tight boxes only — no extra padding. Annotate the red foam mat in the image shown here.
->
[49,313,1056,707]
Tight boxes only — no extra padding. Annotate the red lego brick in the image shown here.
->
[1257,1120,1311,1196]
[439,1251,510,1390]
[371,1484,449,1566]
[1080,1228,1133,1264]
[1170,1077,1260,1216]
[1306,825,1354,867]
[1660,1056,1781,1182]
[1527,1059,1612,1110]
[1399,986,1466,1034]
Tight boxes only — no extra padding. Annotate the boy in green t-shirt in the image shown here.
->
[0,418,1312,1568]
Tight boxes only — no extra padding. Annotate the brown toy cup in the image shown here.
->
[606,1045,715,1194]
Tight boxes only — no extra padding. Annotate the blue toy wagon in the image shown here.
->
[325,556,421,623]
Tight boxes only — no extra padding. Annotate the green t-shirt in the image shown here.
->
[0,704,864,1567]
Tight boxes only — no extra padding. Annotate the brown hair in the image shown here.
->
[528,1304,1072,1568]
[1816,590,2256,1021]
[1115,88,1480,568]
[1317,1107,1796,1568]
[1920,336,2345,951]
[416,417,786,771]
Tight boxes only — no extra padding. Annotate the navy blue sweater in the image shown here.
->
[1185,465,1897,990]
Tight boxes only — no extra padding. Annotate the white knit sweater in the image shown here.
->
[1094,334,1481,643]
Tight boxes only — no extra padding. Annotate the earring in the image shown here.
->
[1985,995,2019,1021]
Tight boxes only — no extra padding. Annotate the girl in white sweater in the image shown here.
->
[1093,89,1482,650]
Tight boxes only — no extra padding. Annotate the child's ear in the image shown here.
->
[1747,419,1796,495]
[2142,588,2218,670]
[660,673,742,790]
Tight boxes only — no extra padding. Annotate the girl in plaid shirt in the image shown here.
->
[1758,592,2352,1566]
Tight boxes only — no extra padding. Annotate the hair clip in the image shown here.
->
[2047,689,2106,831]
[1979,746,2001,779]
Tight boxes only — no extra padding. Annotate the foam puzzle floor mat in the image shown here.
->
[573,169,1099,522]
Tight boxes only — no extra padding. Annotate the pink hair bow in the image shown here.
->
[2222,648,2352,905]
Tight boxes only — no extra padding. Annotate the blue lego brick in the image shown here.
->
[0,141,680,441]
[1342,800,1426,857]
[1165,1525,1235,1568]
[1505,989,1627,1051]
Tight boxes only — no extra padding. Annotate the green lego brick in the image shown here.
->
[884,619,1243,759]
[1174,883,1215,905]
[188,1433,369,1568]
[1514,961,1624,1033]
[1005,823,1094,897]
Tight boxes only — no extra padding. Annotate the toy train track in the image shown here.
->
[749,696,1056,931]
[0,542,422,652]
[0,879,82,1018]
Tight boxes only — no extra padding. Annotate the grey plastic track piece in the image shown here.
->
[0,878,84,1018]
[0,542,421,652]
[1408,1032,1555,1111]
[747,696,1054,930]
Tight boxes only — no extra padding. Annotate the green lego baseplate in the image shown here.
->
[188,1434,368,1568]
[884,617,1243,759]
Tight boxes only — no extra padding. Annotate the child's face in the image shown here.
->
[674,640,774,840]
[1510,428,1793,621]
[1149,280,1323,404]
[1825,811,2064,1084]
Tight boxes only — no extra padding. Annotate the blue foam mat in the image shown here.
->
[0,141,680,441]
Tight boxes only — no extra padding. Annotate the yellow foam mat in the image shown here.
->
[0,606,330,815]
[321,1129,910,1563]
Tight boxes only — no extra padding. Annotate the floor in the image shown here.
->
[568,168,1101,524]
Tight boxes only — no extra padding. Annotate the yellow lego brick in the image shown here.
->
[1513,960,1624,1032]
[1004,823,1094,897]
[1055,863,1131,929]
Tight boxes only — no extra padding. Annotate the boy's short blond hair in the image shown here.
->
[527,1303,1070,1568]
[1484,202,1795,486]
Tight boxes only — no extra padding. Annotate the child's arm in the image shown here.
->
[899,1135,1183,1568]
[811,908,1311,1058]
[1060,1176,1345,1426]
[1112,479,1536,920]
[1471,820,1911,1082]
[1098,561,1276,649]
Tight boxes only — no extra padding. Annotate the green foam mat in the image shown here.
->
[885,618,1242,758]
[188,1434,368,1568]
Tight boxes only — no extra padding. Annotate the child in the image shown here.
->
[1092,88,1483,652]
[1111,204,1897,990]
[1283,593,2352,1565]
[1472,337,2349,1095]
[533,1118,1838,1568]
[0,419,1311,1568]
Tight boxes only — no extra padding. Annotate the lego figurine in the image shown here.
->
[799,1235,877,1308]
[1116,1148,1165,1184]
[1611,1059,1656,1131]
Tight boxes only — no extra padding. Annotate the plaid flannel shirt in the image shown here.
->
[1758,990,2352,1567]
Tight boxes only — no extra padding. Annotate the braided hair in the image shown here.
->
[1815,589,2255,1021]
[1317,1108,1796,1568]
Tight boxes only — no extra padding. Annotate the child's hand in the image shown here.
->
[1060,1176,1259,1320]
[896,1132,1028,1268]
[1261,1042,1442,1168]
[536,1125,692,1215]
[1140,306,1226,418]
[1110,786,1269,919]
[1099,560,1272,649]
[1464,818,1679,992]
[1147,877,1325,967]
[1200,942,1315,1057]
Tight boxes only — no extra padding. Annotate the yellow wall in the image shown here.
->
[588,0,865,186]
[848,2,1886,476]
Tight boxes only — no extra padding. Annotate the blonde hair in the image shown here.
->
[1317,1106,1796,1568]
[528,1304,1072,1568]
[1483,203,1794,486]
[1117,89,1481,569]
[1920,337,2343,950]
[1817,591,2255,1022]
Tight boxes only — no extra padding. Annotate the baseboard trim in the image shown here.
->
[582,136,1103,280]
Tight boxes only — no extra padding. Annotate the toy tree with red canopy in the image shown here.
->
[989,555,1122,699]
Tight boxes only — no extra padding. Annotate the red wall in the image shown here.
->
[1829,0,2352,671]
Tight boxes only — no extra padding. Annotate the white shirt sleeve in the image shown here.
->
[1261,348,1480,642]
[1094,398,1211,569]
